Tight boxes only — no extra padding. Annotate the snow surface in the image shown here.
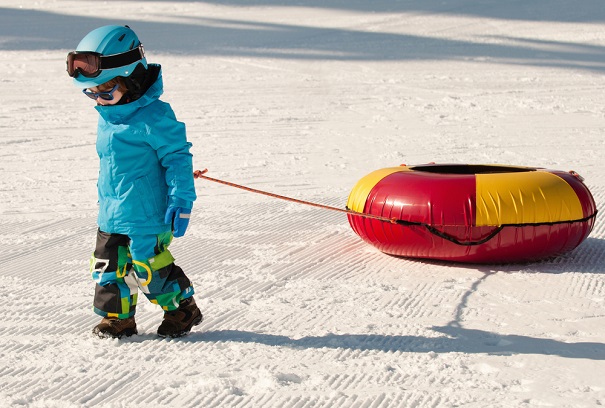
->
[1,0,605,406]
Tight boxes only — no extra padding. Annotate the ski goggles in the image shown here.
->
[82,84,121,101]
[66,45,145,78]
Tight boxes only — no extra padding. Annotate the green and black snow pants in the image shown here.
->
[90,229,195,319]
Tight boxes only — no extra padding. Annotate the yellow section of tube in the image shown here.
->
[475,171,584,226]
[347,166,411,213]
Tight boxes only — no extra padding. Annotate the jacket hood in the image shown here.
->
[95,63,163,124]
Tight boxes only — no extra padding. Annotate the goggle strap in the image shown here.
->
[99,46,145,70]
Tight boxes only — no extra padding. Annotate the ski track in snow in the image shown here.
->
[1,1,605,407]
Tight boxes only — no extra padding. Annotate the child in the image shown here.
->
[66,25,202,339]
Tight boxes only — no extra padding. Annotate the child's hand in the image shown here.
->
[164,206,191,237]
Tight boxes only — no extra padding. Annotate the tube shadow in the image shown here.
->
[480,237,605,275]
[395,237,605,275]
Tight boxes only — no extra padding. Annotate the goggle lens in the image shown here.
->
[67,52,101,78]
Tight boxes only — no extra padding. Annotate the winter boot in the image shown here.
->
[92,316,137,339]
[157,297,203,338]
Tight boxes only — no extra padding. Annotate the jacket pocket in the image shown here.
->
[133,176,162,218]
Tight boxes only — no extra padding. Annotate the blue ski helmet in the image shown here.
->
[70,25,147,88]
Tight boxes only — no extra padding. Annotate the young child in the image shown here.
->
[66,25,202,339]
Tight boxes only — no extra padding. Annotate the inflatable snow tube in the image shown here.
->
[346,164,597,263]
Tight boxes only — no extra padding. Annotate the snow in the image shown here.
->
[1,0,605,406]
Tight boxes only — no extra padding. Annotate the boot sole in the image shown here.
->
[93,327,138,339]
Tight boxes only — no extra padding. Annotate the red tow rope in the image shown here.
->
[193,169,399,224]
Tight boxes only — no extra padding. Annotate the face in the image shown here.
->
[86,84,124,106]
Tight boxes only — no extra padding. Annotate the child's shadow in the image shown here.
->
[173,327,605,360]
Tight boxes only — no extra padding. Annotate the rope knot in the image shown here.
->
[193,169,208,179]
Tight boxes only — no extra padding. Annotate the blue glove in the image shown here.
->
[164,206,191,238]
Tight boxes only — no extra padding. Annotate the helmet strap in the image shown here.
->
[99,45,145,70]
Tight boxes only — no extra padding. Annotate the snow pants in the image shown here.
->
[90,229,195,319]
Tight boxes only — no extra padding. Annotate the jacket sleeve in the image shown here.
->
[148,103,197,209]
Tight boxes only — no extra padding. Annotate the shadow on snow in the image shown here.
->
[168,237,605,360]
[98,0,605,23]
[176,326,605,360]
[1,4,605,72]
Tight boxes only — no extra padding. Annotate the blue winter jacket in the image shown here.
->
[94,64,196,236]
